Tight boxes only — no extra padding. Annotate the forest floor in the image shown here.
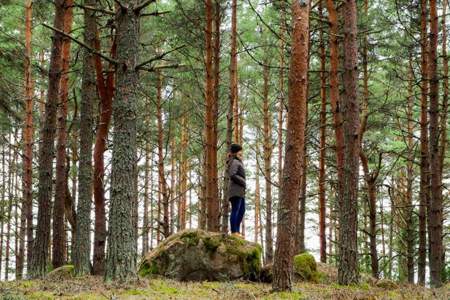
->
[1,276,449,300]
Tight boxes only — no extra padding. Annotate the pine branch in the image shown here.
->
[41,23,119,66]
[135,45,185,70]
[75,4,115,15]
[141,10,171,17]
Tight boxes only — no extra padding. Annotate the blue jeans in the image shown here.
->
[229,196,245,233]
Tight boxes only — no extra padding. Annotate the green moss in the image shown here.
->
[150,279,180,295]
[266,291,304,299]
[180,231,200,247]
[70,293,106,300]
[0,293,27,300]
[26,291,54,300]
[293,252,320,282]
[203,236,220,253]
[138,260,158,277]
[18,280,36,289]
[244,245,262,278]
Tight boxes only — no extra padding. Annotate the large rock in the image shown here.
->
[138,229,262,281]
[293,252,320,282]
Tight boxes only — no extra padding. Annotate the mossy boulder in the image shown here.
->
[138,229,262,281]
[375,279,399,290]
[45,265,74,281]
[293,252,320,282]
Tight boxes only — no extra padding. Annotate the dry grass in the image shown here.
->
[0,276,448,299]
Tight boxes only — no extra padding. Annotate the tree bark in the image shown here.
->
[338,0,360,285]
[272,0,309,291]
[179,116,188,230]
[318,0,327,264]
[205,0,219,232]
[417,0,429,286]
[156,71,169,239]
[105,0,140,281]
[52,1,73,269]
[427,0,443,287]
[262,63,273,262]
[254,142,261,244]
[326,1,345,252]
[92,23,116,276]
[29,0,68,278]
[358,0,378,278]
[19,0,34,279]
[73,0,96,276]
[440,0,448,173]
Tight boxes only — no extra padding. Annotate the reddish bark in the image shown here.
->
[29,0,70,278]
[92,29,116,275]
[20,0,34,278]
[440,0,448,173]
[262,63,273,261]
[52,0,73,269]
[205,0,220,232]
[272,0,309,291]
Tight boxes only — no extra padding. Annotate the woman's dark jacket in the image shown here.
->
[228,157,246,199]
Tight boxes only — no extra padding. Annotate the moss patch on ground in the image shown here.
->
[1,276,448,300]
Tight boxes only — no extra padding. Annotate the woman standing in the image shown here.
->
[228,144,246,237]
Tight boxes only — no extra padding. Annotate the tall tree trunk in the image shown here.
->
[318,0,327,264]
[427,0,443,287]
[263,63,273,262]
[220,0,232,233]
[440,0,448,172]
[230,0,239,143]
[254,142,261,244]
[338,0,360,285]
[0,145,5,277]
[20,0,34,279]
[105,0,140,282]
[205,0,219,232]
[92,24,116,276]
[143,138,150,254]
[156,71,169,239]
[29,0,68,278]
[73,0,96,276]
[274,0,285,265]
[277,0,286,189]
[405,56,415,283]
[417,0,429,285]
[326,2,345,265]
[358,0,378,278]
[179,116,188,230]
[53,2,73,269]
[272,0,309,291]
[170,139,176,234]
[4,137,13,280]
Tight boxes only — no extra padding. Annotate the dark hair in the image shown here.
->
[230,143,242,154]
